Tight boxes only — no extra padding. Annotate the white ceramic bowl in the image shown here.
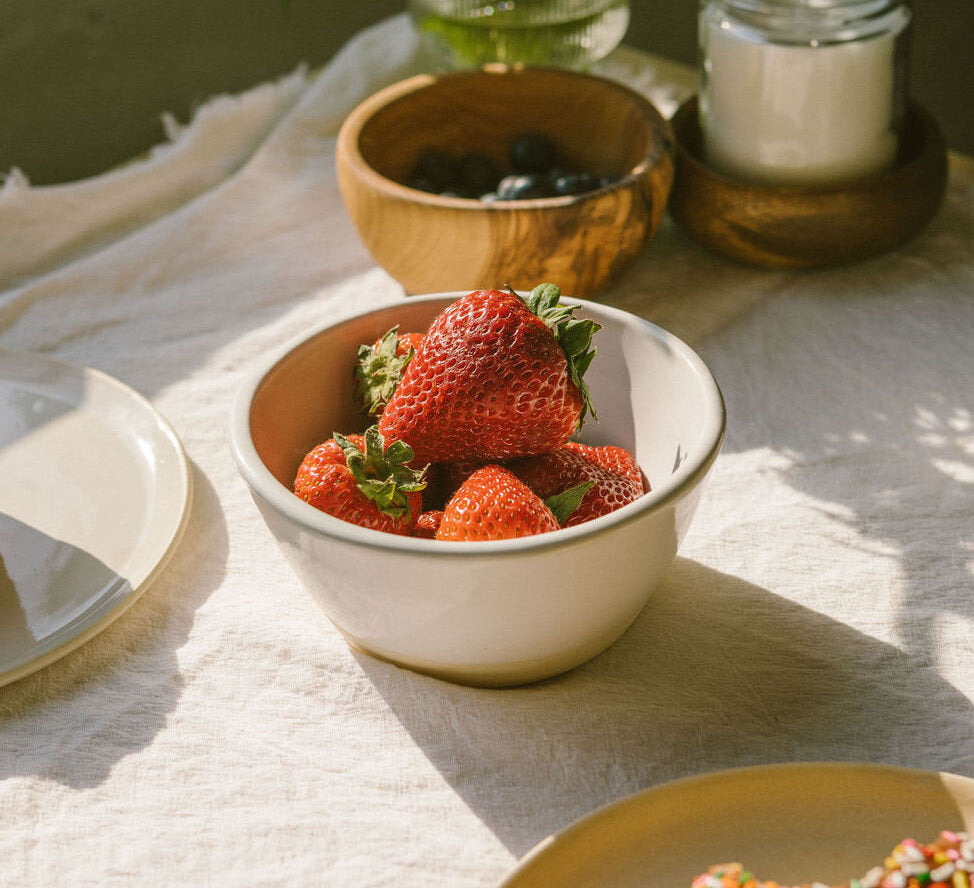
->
[229,294,725,687]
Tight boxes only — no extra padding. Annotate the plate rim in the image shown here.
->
[497,761,974,888]
[0,348,193,686]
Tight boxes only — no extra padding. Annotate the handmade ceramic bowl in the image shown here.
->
[229,294,724,687]
[335,66,675,299]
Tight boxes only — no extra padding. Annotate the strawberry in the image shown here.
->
[412,510,444,539]
[378,330,424,354]
[354,325,424,415]
[378,283,601,465]
[293,425,427,534]
[561,441,646,490]
[506,443,643,527]
[434,465,549,541]
[435,464,592,541]
[430,445,643,517]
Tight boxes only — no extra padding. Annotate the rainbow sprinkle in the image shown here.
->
[691,832,974,888]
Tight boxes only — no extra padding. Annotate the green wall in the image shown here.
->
[1,0,969,185]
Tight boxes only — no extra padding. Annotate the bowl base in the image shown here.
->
[336,611,644,688]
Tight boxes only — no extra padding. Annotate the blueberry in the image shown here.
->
[552,171,603,196]
[496,174,557,200]
[405,175,438,193]
[459,153,500,195]
[508,133,557,174]
[409,148,460,193]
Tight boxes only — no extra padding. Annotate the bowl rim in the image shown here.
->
[229,291,726,557]
[335,65,671,211]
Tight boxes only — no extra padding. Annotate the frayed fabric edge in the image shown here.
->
[1,167,31,195]
[0,64,311,290]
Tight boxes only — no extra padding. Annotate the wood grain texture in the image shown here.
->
[668,95,949,269]
[336,66,675,298]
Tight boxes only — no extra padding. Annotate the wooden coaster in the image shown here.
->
[668,95,948,269]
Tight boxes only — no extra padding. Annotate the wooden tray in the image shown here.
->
[668,95,948,269]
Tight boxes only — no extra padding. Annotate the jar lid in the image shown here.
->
[703,0,910,44]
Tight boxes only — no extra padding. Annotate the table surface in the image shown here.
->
[1,14,972,888]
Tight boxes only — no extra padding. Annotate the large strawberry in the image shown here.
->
[435,464,591,542]
[506,443,643,527]
[378,283,600,465]
[293,425,426,535]
[354,325,424,416]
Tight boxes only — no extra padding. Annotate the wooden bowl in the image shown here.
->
[668,95,949,269]
[336,66,675,298]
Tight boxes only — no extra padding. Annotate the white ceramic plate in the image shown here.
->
[498,763,974,888]
[0,349,191,686]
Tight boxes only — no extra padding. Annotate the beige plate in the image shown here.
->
[498,763,974,888]
[0,350,192,686]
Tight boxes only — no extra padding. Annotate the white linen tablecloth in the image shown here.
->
[1,13,972,887]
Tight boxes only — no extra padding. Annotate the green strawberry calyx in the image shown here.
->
[544,480,594,526]
[334,425,427,520]
[519,282,601,426]
[354,325,416,415]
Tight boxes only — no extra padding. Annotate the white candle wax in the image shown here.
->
[701,19,900,186]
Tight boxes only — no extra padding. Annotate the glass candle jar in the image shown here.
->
[698,0,911,186]
[408,0,631,70]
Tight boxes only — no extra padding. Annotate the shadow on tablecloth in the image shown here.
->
[357,556,974,857]
[0,464,228,788]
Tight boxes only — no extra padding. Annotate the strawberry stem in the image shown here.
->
[518,283,601,426]
[334,425,427,520]
[354,325,416,415]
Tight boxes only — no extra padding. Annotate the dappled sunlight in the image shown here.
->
[695,273,974,673]
[916,401,974,485]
